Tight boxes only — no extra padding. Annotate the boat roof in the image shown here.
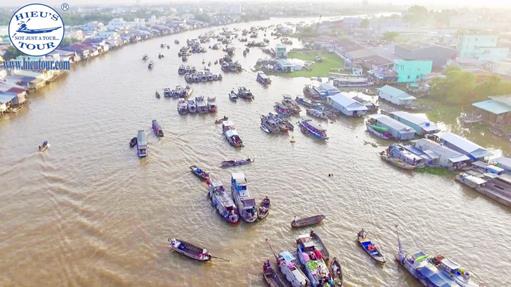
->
[437,132,489,159]
[279,251,296,262]
[417,266,457,287]
[458,173,487,185]
[440,258,460,271]
[391,111,439,133]
[328,93,368,111]
[225,129,239,137]
[231,172,246,183]
[209,179,223,188]
[137,130,147,145]
[370,114,414,132]
[241,198,256,208]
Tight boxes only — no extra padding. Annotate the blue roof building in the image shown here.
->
[327,93,368,117]
[368,114,416,140]
[437,132,489,161]
[378,85,416,107]
[312,83,340,99]
[390,111,440,136]
[472,95,511,124]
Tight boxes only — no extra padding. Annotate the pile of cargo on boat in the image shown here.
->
[164,85,193,98]
[177,96,216,115]
[260,112,294,134]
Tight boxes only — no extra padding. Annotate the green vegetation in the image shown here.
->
[383,32,400,42]
[282,50,343,78]
[417,167,455,176]
[430,66,511,105]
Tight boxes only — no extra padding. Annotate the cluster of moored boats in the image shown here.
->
[129,120,165,158]
[229,87,254,102]
[162,85,193,98]
[183,68,222,83]
[177,96,217,115]
[260,113,294,134]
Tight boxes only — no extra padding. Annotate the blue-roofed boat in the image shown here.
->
[396,229,459,287]
[231,172,257,223]
[136,130,147,158]
[152,120,164,137]
[298,119,328,141]
[208,179,239,224]
[190,165,210,182]
[357,229,385,263]
[296,233,334,287]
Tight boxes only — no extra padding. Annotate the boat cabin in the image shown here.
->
[231,172,247,191]
[136,130,147,158]
[368,114,416,141]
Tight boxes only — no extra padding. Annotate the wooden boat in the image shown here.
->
[296,233,333,286]
[152,120,164,137]
[208,179,239,224]
[168,238,211,261]
[263,260,288,287]
[129,137,137,148]
[291,214,325,228]
[380,152,416,171]
[229,90,238,102]
[357,229,386,263]
[310,230,330,261]
[298,119,328,141]
[38,140,49,152]
[231,172,257,223]
[329,257,343,286]
[221,158,253,168]
[306,108,328,120]
[258,196,270,220]
[190,165,210,182]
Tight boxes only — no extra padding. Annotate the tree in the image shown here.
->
[404,5,430,25]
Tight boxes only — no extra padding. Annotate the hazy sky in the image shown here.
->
[4,0,511,8]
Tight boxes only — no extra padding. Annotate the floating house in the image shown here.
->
[412,138,471,169]
[436,132,488,161]
[492,157,511,173]
[327,93,368,117]
[472,95,511,125]
[389,111,439,136]
[378,85,416,107]
[368,114,416,140]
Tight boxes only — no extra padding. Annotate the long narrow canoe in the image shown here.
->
[310,230,330,261]
[262,260,287,287]
[329,257,343,286]
[357,230,386,263]
[168,238,211,262]
[291,214,325,228]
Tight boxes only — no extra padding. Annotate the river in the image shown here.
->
[0,18,510,287]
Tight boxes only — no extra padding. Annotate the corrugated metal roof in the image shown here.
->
[391,111,439,132]
[370,114,414,132]
[378,85,415,100]
[438,132,488,158]
[472,100,511,115]
[0,92,16,104]
[328,93,368,111]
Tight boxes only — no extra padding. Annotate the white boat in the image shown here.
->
[277,251,309,287]
[208,179,239,224]
[230,172,257,223]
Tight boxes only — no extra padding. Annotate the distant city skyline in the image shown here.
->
[2,0,511,8]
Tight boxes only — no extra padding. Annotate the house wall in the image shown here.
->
[395,46,457,69]
[458,35,509,61]
[393,60,432,83]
